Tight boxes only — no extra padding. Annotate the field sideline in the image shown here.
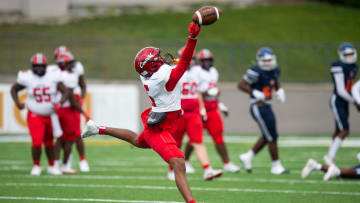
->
[0,135,360,203]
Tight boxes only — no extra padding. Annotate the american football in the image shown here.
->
[192,6,221,25]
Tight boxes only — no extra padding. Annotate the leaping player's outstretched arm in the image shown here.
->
[166,23,200,91]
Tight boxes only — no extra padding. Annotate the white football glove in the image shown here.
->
[218,102,229,117]
[252,89,266,101]
[275,88,286,103]
[200,108,207,122]
[207,87,219,97]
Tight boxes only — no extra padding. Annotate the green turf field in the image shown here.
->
[0,137,359,203]
[1,2,359,82]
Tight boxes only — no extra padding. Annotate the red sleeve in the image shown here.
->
[165,38,197,91]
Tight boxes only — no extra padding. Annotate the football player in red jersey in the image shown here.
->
[10,53,68,176]
[183,49,240,173]
[81,22,200,203]
[52,46,90,172]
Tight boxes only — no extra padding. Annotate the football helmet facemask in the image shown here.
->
[338,42,357,64]
[30,53,48,77]
[256,47,277,71]
[56,52,75,71]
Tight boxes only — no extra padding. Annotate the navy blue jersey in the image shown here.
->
[330,61,358,97]
[243,66,280,101]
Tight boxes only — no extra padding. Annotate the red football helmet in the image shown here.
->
[54,45,70,60]
[134,47,164,77]
[30,53,48,76]
[197,49,214,70]
[56,52,75,71]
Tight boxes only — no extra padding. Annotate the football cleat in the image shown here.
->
[223,162,240,173]
[168,170,175,181]
[271,164,288,175]
[204,168,223,181]
[324,164,340,181]
[324,155,334,166]
[185,161,195,174]
[30,165,42,176]
[79,160,90,172]
[81,120,99,138]
[301,159,318,179]
[61,164,77,175]
[47,166,62,175]
[239,153,252,173]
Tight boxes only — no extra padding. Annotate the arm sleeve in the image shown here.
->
[16,71,27,86]
[165,38,197,91]
[333,71,354,103]
[75,62,84,75]
[243,68,259,85]
[352,80,360,104]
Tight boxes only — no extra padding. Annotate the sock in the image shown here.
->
[328,137,343,159]
[248,150,255,159]
[187,200,196,203]
[80,156,86,161]
[202,164,210,170]
[315,163,322,170]
[272,160,280,167]
[99,126,106,134]
[48,160,54,167]
[33,160,40,166]
[54,160,60,168]
[223,160,230,165]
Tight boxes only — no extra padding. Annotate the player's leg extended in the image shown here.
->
[169,157,195,202]
[239,137,267,173]
[326,97,350,164]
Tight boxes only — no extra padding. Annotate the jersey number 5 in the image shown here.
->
[143,85,156,107]
[33,87,51,103]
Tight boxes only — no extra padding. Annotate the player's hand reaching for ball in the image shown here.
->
[188,22,201,39]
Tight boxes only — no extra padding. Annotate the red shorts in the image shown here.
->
[203,110,224,144]
[172,113,203,147]
[58,107,81,142]
[137,108,184,162]
[27,111,53,147]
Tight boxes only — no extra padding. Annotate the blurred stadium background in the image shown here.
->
[0,0,360,203]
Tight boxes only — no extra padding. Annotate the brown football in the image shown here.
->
[192,6,221,26]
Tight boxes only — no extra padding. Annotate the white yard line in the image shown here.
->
[0,196,183,203]
[1,174,359,185]
[2,182,360,196]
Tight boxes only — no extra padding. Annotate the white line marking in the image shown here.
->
[1,174,359,185]
[2,182,360,196]
[0,196,183,203]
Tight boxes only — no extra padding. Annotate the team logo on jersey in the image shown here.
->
[139,53,154,69]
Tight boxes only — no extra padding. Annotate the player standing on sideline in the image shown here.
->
[10,53,67,176]
[184,49,240,173]
[302,159,360,181]
[238,47,288,174]
[81,22,200,203]
[324,42,358,165]
[168,47,223,181]
[52,52,90,174]
[53,46,90,172]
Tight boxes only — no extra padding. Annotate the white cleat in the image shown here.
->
[30,165,42,176]
[185,161,195,174]
[239,153,252,173]
[47,166,62,175]
[204,168,223,181]
[223,162,240,173]
[357,153,360,163]
[168,170,175,181]
[81,120,99,138]
[271,164,288,175]
[324,155,334,165]
[79,160,90,172]
[301,159,318,179]
[324,164,340,181]
[61,165,77,175]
